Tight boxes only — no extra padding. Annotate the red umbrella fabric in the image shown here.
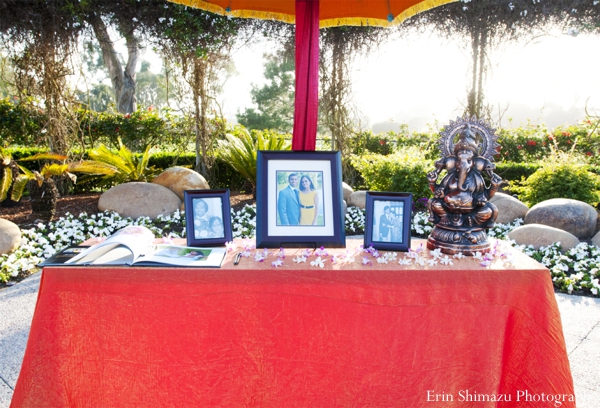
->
[169,0,455,150]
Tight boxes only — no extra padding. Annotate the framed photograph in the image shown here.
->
[184,189,232,247]
[256,151,345,248]
[364,192,413,251]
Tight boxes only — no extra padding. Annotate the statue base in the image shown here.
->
[427,225,491,255]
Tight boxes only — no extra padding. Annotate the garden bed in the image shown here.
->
[0,192,255,230]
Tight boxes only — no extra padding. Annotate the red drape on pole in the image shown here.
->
[292,0,319,151]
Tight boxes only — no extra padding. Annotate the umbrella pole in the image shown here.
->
[292,0,319,151]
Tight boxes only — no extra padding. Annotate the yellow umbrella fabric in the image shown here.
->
[168,0,456,28]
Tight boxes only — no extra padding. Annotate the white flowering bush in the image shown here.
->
[3,206,600,298]
[231,204,256,238]
[519,242,600,296]
[345,206,365,234]
[412,211,433,237]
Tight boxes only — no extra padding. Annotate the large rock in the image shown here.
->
[152,167,210,201]
[489,192,528,224]
[508,224,580,251]
[348,191,367,209]
[99,182,182,220]
[0,218,21,255]
[525,198,598,238]
[342,182,354,202]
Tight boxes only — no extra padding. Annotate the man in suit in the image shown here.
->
[278,173,301,225]
[379,206,393,241]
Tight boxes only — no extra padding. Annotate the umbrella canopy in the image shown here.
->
[169,0,455,150]
[168,0,453,28]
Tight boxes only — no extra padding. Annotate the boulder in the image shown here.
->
[0,218,21,255]
[152,167,210,201]
[342,182,354,202]
[592,231,600,248]
[99,182,182,220]
[489,192,528,224]
[508,224,580,252]
[525,198,598,238]
[348,191,367,209]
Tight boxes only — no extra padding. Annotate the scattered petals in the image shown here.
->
[293,255,307,263]
[315,246,328,257]
[453,252,466,260]
[384,252,398,261]
[310,256,325,268]
[427,259,438,266]
[440,255,453,265]
[271,259,283,268]
[430,248,443,259]
[225,241,237,251]
[398,257,412,265]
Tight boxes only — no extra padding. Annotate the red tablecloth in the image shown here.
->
[12,240,574,407]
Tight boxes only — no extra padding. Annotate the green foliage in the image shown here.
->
[237,53,295,133]
[0,97,46,146]
[510,162,600,207]
[86,139,157,187]
[350,148,433,199]
[8,152,115,202]
[494,162,540,184]
[348,128,437,158]
[79,107,194,152]
[217,127,291,190]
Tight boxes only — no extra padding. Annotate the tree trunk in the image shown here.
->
[28,178,59,222]
[87,12,138,114]
[467,28,481,117]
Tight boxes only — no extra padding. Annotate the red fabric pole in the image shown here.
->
[292,0,319,151]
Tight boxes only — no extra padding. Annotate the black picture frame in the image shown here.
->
[184,189,232,247]
[256,151,346,248]
[364,192,413,251]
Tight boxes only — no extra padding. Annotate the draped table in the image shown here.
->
[11,239,575,407]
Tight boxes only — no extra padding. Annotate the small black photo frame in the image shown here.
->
[364,192,413,251]
[256,150,346,248]
[184,189,232,247]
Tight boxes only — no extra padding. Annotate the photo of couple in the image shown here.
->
[276,171,324,226]
[192,198,225,239]
[372,201,405,243]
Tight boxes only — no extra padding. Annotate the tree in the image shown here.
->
[319,26,390,155]
[148,4,247,182]
[75,83,114,112]
[237,51,295,132]
[402,0,571,120]
[0,0,84,154]
[136,60,167,110]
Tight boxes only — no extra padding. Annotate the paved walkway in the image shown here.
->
[1,272,600,407]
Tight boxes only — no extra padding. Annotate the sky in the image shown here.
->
[217,29,600,133]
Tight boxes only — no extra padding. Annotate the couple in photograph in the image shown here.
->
[278,173,321,226]
[193,199,224,239]
[379,205,397,242]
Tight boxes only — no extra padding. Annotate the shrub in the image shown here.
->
[350,148,433,199]
[510,163,600,207]
[217,127,291,192]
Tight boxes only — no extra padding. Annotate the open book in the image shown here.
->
[40,225,226,268]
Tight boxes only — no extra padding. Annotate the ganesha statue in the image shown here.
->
[426,117,503,255]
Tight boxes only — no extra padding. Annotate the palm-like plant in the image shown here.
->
[13,153,116,221]
[87,138,157,185]
[217,128,291,194]
[0,147,21,206]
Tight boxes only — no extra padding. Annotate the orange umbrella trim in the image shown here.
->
[168,0,457,28]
